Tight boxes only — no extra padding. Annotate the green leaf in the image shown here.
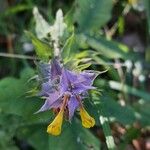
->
[0,114,21,150]
[108,80,150,102]
[64,50,91,70]
[74,0,113,32]
[134,102,150,126]
[118,127,140,150]
[61,32,77,60]
[93,94,116,150]
[2,4,32,17]
[25,31,52,61]
[17,125,49,150]
[49,120,100,150]
[0,68,41,116]
[17,119,100,150]
[99,114,116,150]
[101,95,136,125]
[144,0,150,35]
[74,63,91,71]
[78,34,135,60]
[96,79,150,102]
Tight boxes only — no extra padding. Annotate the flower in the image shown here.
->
[80,107,95,128]
[37,59,99,135]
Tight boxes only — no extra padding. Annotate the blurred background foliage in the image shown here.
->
[0,0,150,150]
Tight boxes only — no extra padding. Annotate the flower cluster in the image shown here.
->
[37,59,99,136]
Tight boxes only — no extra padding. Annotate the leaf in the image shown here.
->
[101,95,136,125]
[92,93,116,150]
[108,80,150,102]
[91,55,120,81]
[74,63,91,71]
[17,125,49,150]
[25,31,52,61]
[78,34,135,60]
[2,4,32,17]
[17,119,100,150]
[61,32,77,60]
[144,0,150,35]
[99,115,116,150]
[64,51,91,70]
[0,68,41,116]
[118,127,140,150]
[49,119,100,150]
[134,102,150,126]
[0,114,21,150]
[74,0,113,32]
[33,7,51,39]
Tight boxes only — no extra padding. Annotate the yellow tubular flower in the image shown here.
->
[80,107,95,128]
[47,109,64,136]
[47,95,68,136]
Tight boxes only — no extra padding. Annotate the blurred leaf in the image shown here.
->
[61,32,77,60]
[74,0,113,32]
[145,46,150,62]
[93,94,116,150]
[101,95,136,125]
[118,16,125,35]
[64,51,91,70]
[75,63,91,71]
[2,4,32,17]
[25,31,52,61]
[78,34,133,60]
[124,127,140,142]
[108,80,150,102]
[0,68,41,116]
[64,6,75,28]
[92,91,136,124]
[49,120,100,150]
[134,102,150,126]
[92,56,120,81]
[17,119,100,150]
[17,125,49,150]
[137,111,150,126]
[144,0,150,35]
[118,127,140,149]
[0,114,20,150]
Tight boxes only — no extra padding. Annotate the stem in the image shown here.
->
[76,95,83,108]
[60,94,69,111]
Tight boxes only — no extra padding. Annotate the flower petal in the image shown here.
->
[79,70,100,86]
[36,90,62,113]
[73,83,95,94]
[60,69,78,92]
[68,96,79,120]
[47,109,64,136]
[39,80,54,96]
[80,107,95,128]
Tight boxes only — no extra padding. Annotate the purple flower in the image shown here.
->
[37,59,99,135]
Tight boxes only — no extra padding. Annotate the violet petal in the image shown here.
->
[68,96,79,120]
[36,90,62,113]
[73,83,95,94]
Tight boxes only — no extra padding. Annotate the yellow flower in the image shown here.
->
[47,109,64,136]
[80,107,95,128]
